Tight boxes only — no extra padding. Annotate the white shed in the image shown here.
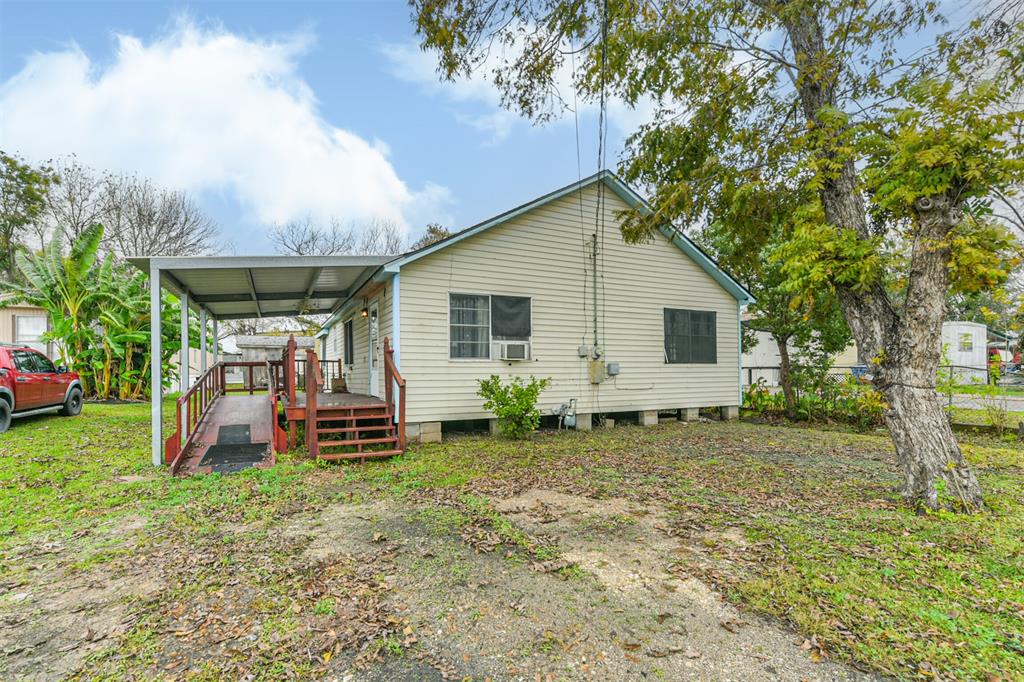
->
[941,321,988,382]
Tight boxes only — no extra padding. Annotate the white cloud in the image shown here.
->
[0,19,449,234]
[380,41,655,143]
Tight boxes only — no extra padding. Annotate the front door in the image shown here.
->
[368,301,381,397]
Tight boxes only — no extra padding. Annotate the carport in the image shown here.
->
[128,255,393,467]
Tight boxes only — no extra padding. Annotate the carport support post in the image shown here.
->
[179,290,190,393]
[212,318,219,363]
[199,308,208,374]
[149,263,162,467]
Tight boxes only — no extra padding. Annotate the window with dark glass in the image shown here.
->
[491,295,531,340]
[664,309,717,364]
[12,351,36,372]
[31,352,56,373]
[343,319,355,365]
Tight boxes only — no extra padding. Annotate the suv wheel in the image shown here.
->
[0,400,10,433]
[59,388,83,417]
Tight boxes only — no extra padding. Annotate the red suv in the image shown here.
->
[0,344,83,433]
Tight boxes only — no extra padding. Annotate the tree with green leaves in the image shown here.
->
[410,223,453,250]
[697,183,850,417]
[412,0,1024,510]
[0,151,56,282]
[1,223,186,399]
[5,223,108,393]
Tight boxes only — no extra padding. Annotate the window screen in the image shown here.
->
[664,309,717,364]
[450,294,490,359]
[344,319,355,365]
[491,295,531,340]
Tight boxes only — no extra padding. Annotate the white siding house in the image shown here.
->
[318,172,752,440]
[941,321,989,382]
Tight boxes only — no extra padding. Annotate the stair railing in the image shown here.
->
[382,337,406,451]
[304,348,324,457]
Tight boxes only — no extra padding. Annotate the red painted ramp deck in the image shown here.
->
[174,395,275,476]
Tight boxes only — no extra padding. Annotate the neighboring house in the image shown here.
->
[317,171,752,441]
[235,335,316,387]
[741,323,859,387]
[0,297,54,356]
[942,321,989,382]
[743,319,995,387]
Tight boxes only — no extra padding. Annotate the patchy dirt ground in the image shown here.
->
[5,411,1020,680]
[2,489,875,681]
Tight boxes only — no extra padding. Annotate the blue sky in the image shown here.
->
[0,1,635,252]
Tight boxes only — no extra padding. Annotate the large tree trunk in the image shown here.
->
[873,197,984,509]
[784,10,984,511]
[776,337,797,419]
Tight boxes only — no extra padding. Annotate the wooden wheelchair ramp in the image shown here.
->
[170,395,277,475]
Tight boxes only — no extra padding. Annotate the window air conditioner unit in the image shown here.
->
[496,341,531,361]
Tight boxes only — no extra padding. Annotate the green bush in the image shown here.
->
[477,374,551,439]
[743,375,887,428]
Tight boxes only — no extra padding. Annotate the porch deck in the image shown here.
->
[164,337,404,474]
[294,391,386,408]
[172,394,275,476]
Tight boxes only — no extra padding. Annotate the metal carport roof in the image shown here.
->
[128,255,393,320]
[130,254,396,468]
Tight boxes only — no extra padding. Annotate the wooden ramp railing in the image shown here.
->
[304,348,324,457]
[165,334,406,473]
[164,360,287,475]
[164,361,225,473]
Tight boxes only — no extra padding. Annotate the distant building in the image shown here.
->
[234,335,315,388]
[0,297,54,356]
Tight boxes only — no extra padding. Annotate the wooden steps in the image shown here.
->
[317,449,404,461]
[311,399,401,460]
[286,339,406,463]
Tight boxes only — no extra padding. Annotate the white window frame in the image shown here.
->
[447,292,534,361]
[14,314,48,354]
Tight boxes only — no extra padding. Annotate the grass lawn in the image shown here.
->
[948,406,1024,429]
[953,383,1024,397]
[1,402,1022,681]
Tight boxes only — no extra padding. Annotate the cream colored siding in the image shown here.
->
[323,287,392,397]
[397,184,740,423]
[324,323,342,362]
[0,305,54,355]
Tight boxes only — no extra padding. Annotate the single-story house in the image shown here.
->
[317,171,753,441]
[130,171,753,467]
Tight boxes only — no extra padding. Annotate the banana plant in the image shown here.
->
[2,224,108,395]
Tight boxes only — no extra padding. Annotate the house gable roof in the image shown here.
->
[382,170,753,303]
[319,171,752,335]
